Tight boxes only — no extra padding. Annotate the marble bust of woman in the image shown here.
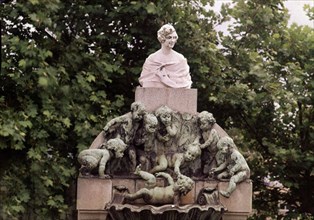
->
[139,24,192,89]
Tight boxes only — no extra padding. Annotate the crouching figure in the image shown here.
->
[210,136,250,198]
[78,138,127,178]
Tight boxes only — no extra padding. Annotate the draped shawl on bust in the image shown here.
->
[139,52,192,88]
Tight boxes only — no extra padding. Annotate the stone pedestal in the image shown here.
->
[77,178,112,210]
[219,181,252,213]
[219,181,252,220]
[77,178,111,219]
[135,87,197,114]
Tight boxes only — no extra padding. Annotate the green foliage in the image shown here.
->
[215,0,314,217]
[1,0,129,219]
[1,0,313,219]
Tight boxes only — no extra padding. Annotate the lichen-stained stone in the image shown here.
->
[218,180,252,213]
[180,186,195,204]
[77,177,112,210]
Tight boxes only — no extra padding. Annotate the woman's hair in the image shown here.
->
[157,24,177,43]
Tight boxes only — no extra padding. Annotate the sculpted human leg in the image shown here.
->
[135,164,157,188]
[216,171,229,180]
[150,154,168,173]
[139,154,150,171]
[128,148,137,172]
[220,171,248,197]
[124,188,152,201]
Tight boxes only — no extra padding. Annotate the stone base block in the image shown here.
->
[222,212,251,220]
[77,177,112,210]
[218,180,252,213]
[135,87,197,114]
[77,177,252,220]
[77,210,109,220]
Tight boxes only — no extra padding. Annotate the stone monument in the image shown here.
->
[76,24,252,220]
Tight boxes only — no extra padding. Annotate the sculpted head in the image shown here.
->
[198,111,216,131]
[131,102,146,122]
[175,174,194,195]
[217,136,235,154]
[106,138,127,158]
[144,113,158,133]
[155,106,172,126]
[184,143,201,162]
[157,24,178,46]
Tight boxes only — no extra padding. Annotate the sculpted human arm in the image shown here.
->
[211,160,228,174]
[155,172,174,186]
[134,127,146,146]
[173,193,180,206]
[98,150,111,178]
[229,151,249,176]
[200,129,219,150]
[156,123,177,142]
[174,153,184,175]
[166,124,178,137]
[103,115,128,132]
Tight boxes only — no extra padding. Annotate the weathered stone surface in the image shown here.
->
[77,177,112,210]
[180,186,195,205]
[218,180,252,213]
[111,177,136,193]
[135,87,197,114]
[77,210,109,220]
[222,212,251,220]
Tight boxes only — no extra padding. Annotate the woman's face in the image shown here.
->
[162,32,178,49]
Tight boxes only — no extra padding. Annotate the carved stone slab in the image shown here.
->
[77,177,252,220]
[77,177,112,210]
[219,180,252,213]
[135,87,197,114]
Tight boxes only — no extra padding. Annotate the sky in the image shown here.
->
[284,0,314,27]
[212,0,314,33]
